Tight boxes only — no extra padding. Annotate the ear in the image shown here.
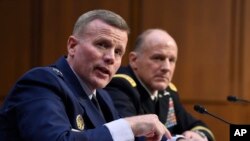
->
[67,36,78,56]
[129,52,138,69]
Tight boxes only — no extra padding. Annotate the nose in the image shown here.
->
[161,59,171,71]
[104,49,115,64]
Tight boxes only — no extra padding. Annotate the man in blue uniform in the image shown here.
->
[0,10,174,141]
[105,29,215,141]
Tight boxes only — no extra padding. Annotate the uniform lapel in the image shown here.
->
[78,97,106,127]
[141,97,155,113]
[52,57,106,127]
[96,89,118,122]
[157,92,170,123]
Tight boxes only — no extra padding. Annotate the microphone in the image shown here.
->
[193,104,232,125]
[227,95,250,104]
[194,104,250,141]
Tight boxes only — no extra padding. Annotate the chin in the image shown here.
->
[90,82,105,89]
[95,83,106,88]
[154,84,168,90]
[97,81,109,88]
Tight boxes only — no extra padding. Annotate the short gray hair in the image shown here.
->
[133,29,155,52]
[73,9,130,36]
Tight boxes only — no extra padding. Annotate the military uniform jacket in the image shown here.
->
[0,57,120,141]
[105,65,215,141]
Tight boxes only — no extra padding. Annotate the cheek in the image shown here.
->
[169,65,176,74]
[81,47,100,61]
[113,59,122,71]
[137,60,150,69]
[170,68,175,78]
[172,65,176,71]
[148,63,160,72]
[76,48,98,70]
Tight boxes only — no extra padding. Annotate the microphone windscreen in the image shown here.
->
[193,104,207,114]
[227,95,237,102]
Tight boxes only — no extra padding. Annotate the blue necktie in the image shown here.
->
[91,95,105,120]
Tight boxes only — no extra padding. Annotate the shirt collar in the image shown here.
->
[133,72,158,100]
[69,66,96,99]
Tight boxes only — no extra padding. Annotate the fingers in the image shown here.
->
[163,124,172,139]
[182,131,207,141]
[182,131,192,138]
[151,120,172,140]
[155,120,172,140]
[125,114,172,140]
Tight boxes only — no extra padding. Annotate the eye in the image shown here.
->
[169,57,177,63]
[95,39,112,49]
[115,48,124,56]
[152,56,165,61]
[97,42,109,48]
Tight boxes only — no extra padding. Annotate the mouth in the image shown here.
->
[95,66,111,78]
[155,75,169,81]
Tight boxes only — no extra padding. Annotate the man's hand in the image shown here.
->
[125,114,172,141]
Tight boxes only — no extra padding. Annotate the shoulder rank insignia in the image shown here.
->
[113,74,136,87]
[76,114,84,130]
[51,67,63,78]
[169,82,178,92]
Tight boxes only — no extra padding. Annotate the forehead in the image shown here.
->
[83,19,128,38]
[142,31,178,55]
[80,19,128,50]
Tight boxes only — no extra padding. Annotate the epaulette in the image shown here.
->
[191,126,215,141]
[113,74,136,87]
[169,82,177,92]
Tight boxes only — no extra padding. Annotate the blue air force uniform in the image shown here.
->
[0,57,122,141]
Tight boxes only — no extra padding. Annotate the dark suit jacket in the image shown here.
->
[105,65,215,141]
[0,57,120,141]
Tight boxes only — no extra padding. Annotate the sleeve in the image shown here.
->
[105,75,141,117]
[105,119,134,141]
[169,87,215,141]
